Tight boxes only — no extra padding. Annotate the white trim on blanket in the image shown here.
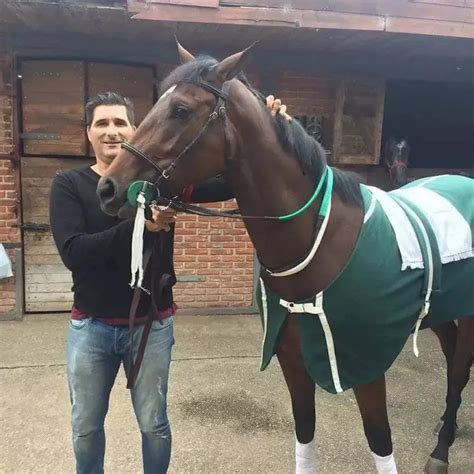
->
[394,199,433,357]
[364,192,376,223]
[417,175,447,188]
[315,293,343,394]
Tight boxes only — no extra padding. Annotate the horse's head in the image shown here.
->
[97,41,255,216]
[385,137,410,188]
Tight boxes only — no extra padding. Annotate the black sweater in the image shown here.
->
[49,166,233,319]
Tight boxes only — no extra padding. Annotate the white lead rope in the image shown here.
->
[130,192,146,289]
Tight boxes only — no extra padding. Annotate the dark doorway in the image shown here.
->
[383,80,473,169]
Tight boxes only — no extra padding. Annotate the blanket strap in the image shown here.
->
[392,195,442,357]
[280,293,343,393]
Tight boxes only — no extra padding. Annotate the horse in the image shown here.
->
[384,137,410,188]
[97,43,474,473]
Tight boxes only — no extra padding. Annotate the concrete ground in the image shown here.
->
[0,314,472,474]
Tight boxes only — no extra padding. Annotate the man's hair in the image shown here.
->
[85,92,135,127]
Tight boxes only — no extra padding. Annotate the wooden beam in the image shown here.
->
[219,1,474,24]
[148,0,218,7]
[131,2,474,38]
[132,5,386,32]
[386,16,474,38]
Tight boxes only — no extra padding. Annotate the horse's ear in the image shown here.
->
[175,37,195,64]
[213,42,257,82]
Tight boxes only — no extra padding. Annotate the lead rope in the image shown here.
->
[130,190,147,290]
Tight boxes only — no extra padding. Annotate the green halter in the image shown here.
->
[278,166,332,221]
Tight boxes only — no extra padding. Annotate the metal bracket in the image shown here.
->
[20,133,61,140]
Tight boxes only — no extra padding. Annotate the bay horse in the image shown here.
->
[97,43,473,473]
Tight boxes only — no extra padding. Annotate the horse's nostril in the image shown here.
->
[98,177,117,204]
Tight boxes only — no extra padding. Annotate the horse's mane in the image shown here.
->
[160,56,362,207]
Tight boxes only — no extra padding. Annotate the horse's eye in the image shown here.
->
[172,105,191,120]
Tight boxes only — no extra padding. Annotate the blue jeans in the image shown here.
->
[67,317,174,474]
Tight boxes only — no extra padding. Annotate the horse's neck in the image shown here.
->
[230,134,317,262]
[226,91,362,299]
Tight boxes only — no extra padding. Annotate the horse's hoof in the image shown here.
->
[424,457,449,474]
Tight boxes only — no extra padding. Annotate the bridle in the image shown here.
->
[121,75,334,275]
[121,77,332,224]
[121,78,230,191]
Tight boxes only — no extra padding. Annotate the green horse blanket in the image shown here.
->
[257,175,474,394]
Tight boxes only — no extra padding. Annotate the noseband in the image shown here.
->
[122,78,230,191]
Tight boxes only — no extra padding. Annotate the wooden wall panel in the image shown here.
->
[21,61,86,156]
[88,63,154,125]
[22,157,90,312]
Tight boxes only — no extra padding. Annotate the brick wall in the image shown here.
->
[278,71,336,117]
[0,54,20,315]
[278,71,337,154]
[174,202,255,309]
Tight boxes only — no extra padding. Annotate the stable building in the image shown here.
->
[0,0,472,318]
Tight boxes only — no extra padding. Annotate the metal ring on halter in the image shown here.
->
[150,200,172,212]
[161,168,171,180]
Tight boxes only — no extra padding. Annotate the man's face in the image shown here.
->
[87,105,136,164]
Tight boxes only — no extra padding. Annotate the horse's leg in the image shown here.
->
[353,376,397,474]
[276,317,316,473]
[425,316,474,474]
[431,322,457,435]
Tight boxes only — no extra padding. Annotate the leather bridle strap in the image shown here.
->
[127,243,153,389]
[121,79,229,190]
[121,142,166,176]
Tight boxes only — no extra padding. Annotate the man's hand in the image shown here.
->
[145,206,177,233]
[266,95,292,122]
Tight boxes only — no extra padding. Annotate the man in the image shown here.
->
[50,91,289,473]
[50,92,177,474]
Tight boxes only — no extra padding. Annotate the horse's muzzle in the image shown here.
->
[97,176,124,216]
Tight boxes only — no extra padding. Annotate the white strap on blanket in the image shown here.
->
[269,197,332,277]
[280,298,322,314]
[130,192,146,289]
[395,199,433,357]
[280,293,343,393]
